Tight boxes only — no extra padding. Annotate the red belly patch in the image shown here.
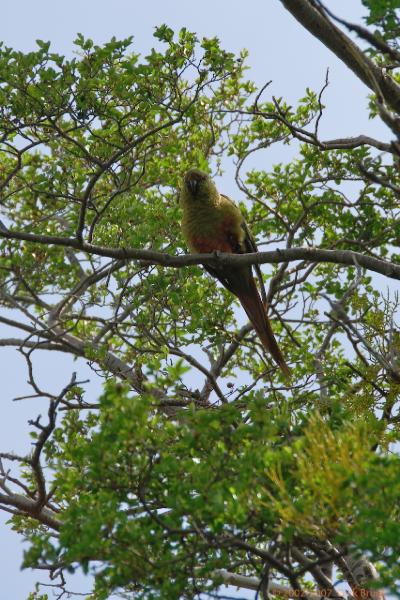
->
[191,236,233,254]
[190,218,237,254]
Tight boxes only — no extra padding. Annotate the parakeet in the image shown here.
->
[180,168,290,378]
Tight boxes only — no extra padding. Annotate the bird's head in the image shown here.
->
[180,168,219,206]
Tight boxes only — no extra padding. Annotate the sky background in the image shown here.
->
[0,1,390,598]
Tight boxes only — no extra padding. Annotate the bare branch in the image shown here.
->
[279,0,400,114]
[291,547,343,600]
[213,569,324,600]
[29,373,79,509]
[0,492,60,530]
[1,224,400,281]
[315,1,400,64]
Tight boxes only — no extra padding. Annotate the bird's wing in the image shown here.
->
[203,263,238,294]
[220,194,267,305]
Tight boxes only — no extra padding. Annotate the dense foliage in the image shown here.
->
[1,2,400,598]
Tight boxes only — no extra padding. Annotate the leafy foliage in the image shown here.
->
[1,6,400,600]
[362,0,400,42]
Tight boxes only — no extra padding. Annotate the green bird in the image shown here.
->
[180,168,290,378]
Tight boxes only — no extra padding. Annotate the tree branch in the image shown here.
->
[0,492,60,530]
[279,0,400,114]
[1,224,400,280]
[315,1,400,64]
[213,569,324,599]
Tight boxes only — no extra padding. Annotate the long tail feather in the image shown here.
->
[237,283,290,379]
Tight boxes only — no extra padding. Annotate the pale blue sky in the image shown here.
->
[0,1,387,598]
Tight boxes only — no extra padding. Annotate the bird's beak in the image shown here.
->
[188,178,199,196]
